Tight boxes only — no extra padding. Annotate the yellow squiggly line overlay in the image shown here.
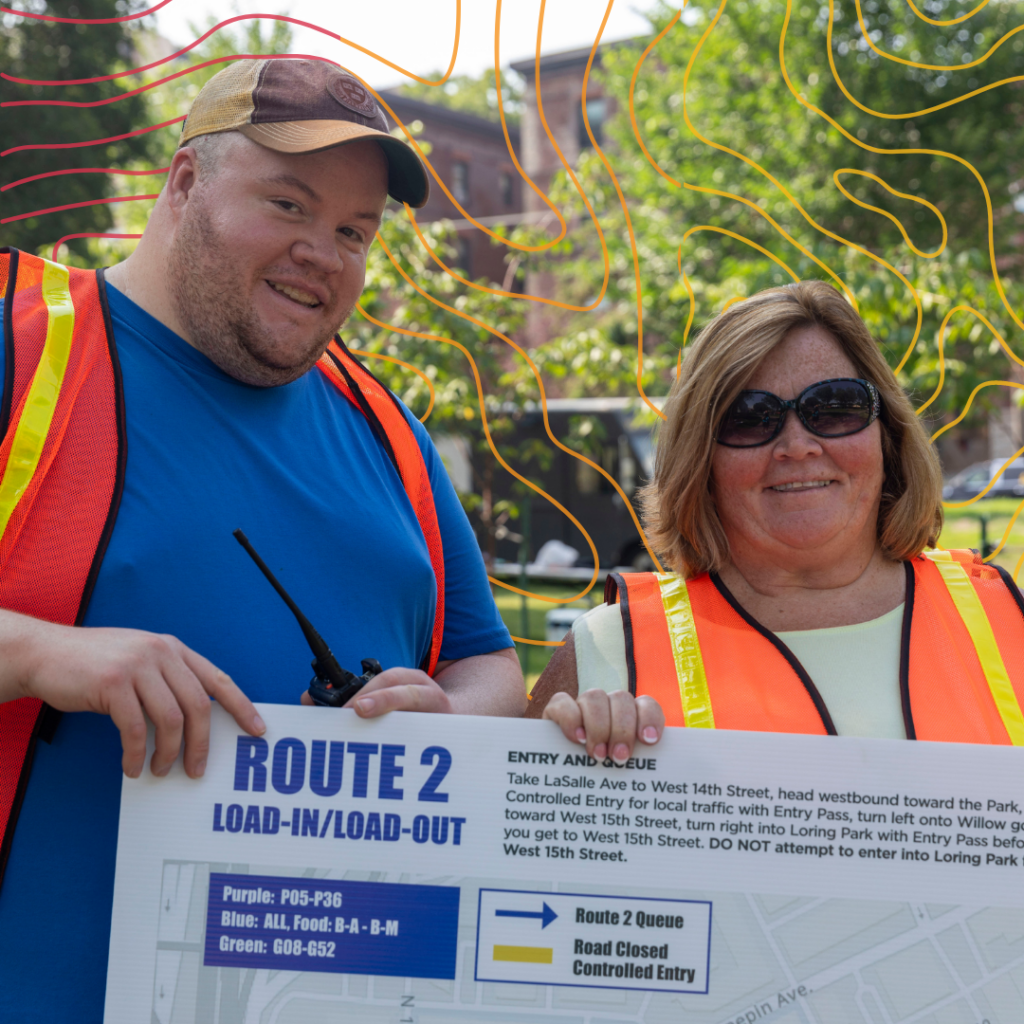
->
[349,349,435,423]
[832,170,947,260]
[347,1,1024,599]
[380,0,1024,592]
[342,4,659,626]
[903,0,992,28]
[856,0,1021,74]
[337,0,461,87]
[155,0,1024,606]
[778,0,1024,573]
[622,3,1024,578]
[356,0,673,633]
[370,228,664,603]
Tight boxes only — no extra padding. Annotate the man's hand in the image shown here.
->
[301,667,453,715]
[542,689,664,763]
[300,648,526,717]
[0,610,265,780]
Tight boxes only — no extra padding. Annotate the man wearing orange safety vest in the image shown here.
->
[0,59,522,1022]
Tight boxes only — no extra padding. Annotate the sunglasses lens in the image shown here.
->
[799,380,874,436]
[717,392,783,446]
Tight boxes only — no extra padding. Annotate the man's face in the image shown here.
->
[168,135,388,386]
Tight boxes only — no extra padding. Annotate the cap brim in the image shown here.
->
[238,121,429,208]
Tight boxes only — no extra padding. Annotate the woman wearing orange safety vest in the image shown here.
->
[529,280,1024,757]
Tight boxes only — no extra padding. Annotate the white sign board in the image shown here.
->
[105,706,1024,1023]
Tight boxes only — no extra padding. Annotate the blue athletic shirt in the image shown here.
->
[0,282,510,1022]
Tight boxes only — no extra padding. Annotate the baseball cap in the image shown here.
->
[178,58,429,208]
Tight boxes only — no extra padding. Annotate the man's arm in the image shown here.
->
[300,647,526,717]
[0,608,265,778]
[435,648,525,715]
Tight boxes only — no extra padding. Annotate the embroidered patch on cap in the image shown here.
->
[327,75,378,118]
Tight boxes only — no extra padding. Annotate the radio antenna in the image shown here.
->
[232,529,379,705]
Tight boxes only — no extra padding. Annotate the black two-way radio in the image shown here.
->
[232,529,382,707]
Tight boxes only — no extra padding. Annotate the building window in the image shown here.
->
[499,171,514,206]
[579,98,606,150]
[452,160,470,205]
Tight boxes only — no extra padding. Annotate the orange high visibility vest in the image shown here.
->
[0,248,444,887]
[606,550,1024,743]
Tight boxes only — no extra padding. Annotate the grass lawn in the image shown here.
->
[936,498,1024,579]
[490,580,601,689]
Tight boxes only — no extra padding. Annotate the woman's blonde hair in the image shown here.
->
[642,280,944,576]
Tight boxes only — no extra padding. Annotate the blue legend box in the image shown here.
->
[203,872,459,978]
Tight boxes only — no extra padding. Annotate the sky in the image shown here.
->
[153,0,662,89]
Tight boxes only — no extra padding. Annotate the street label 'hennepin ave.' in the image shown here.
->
[105,706,1024,1022]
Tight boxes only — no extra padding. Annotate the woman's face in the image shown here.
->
[710,325,885,567]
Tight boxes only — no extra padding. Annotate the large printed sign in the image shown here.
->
[106,707,1024,1023]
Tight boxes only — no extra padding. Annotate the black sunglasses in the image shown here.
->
[716,377,881,448]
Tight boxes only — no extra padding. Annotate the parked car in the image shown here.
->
[942,458,1024,501]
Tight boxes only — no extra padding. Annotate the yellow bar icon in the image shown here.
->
[493,945,553,964]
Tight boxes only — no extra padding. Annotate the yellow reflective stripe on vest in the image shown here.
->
[924,549,1024,746]
[656,573,715,728]
[0,260,75,543]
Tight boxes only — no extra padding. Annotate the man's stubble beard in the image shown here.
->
[168,197,351,387]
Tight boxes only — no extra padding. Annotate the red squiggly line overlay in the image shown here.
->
[4,52,337,106]
[3,167,170,192]
[7,14,338,88]
[1,0,173,24]
[1,115,186,157]
[2,8,462,88]
[5,5,653,611]
[52,233,142,261]
[2,195,158,225]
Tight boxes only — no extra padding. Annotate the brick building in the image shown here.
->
[377,91,524,286]
[509,43,613,211]
[508,43,616,346]
[378,41,623,306]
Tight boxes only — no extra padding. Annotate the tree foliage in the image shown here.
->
[26,13,297,264]
[509,0,1024,429]
[3,0,161,261]
[346,209,554,559]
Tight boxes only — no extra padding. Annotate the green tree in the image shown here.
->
[53,12,296,263]
[347,208,553,562]
[511,0,1024,428]
[3,0,161,263]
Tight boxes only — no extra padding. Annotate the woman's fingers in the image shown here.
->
[635,695,665,746]
[545,690,667,761]
[541,691,585,746]
[607,690,639,762]
[577,690,613,760]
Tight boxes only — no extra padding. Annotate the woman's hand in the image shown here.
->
[542,689,665,762]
